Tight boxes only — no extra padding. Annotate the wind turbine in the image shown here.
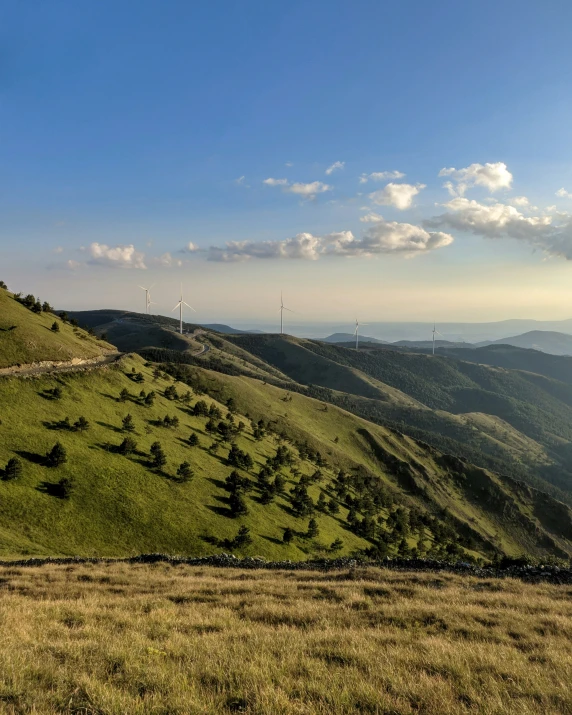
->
[432,323,444,355]
[172,284,195,334]
[278,292,293,335]
[354,318,369,350]
[138,284,154,314]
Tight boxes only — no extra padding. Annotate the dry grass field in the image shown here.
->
[0,565,570,714]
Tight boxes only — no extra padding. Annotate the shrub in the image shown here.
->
[45,442,67,467]
[55,477,74,499]
[3,457,22,481]
[51,321,60,333]
[73,416,89,432]
[188,433,199,447]
[52,386,63,400]
[330,537,343,552]
[144,391,156,407]
[119,388,129,402]
[283,527,294,544]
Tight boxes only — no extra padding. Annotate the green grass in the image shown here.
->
[0,290,113,368]
[0,354,370,558]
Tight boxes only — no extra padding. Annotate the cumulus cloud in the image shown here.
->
[47,259,83,271]
[206,220,452,262]
[263,177,288,186]
[556,188,572,199]
[86,242,147,269]
[510,196,529,206]
[368,183,425,210]
[263,177,332,199]
[53,246,64,254]
[152,252,183,268]
[425,197,572,260]
[325,161,344,175]
[287,181,332,197]
[439,162,513,197]
[181,241,200,253]
[359,212,385,223]
[359,170,405,184]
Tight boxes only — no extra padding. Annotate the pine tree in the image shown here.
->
[150,442,166,469]
[176,461,194,483]
[55,477,74,499]
[188,433,199,447]
[51,321,60,333]
[327,498,340,515]
[46,442,67,467]
[229,491,248,517]
[3,457,22,481]
[144,391,156,407]
[232,525,252,548]
[122,414,135,432]
[283,527,294,544]
[118,436,137,455]
[52,386,63,400]
[307,518,319,539]
[317,492,327,512]
[119,388,129,402]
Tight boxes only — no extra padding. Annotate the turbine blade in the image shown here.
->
[283,307,294,313]
[183,302,196,311]
[172,302,181,311]
[138,286,147,291]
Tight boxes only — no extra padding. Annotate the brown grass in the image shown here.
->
[0,564,570,714]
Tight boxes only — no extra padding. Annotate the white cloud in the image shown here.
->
[263,177,288,186]
[53,246,63,254]
[47,259,83,271]
[425,197,572,260]
[152,252,183,268]
[510,196,529,206]
[285,162,293,167]
[286,181,332,198]
[263,177,332,199]
[556,188,572,199]
[439,162,513,197]
[206,221,452,262]
[359,170,405,184]
[86,242,147,269]
[359,212,385,223]
[181,241,200,253]
[368,182,425,210]
[234,176,249,187]
[545,205,556,212]
[325,161,345,175]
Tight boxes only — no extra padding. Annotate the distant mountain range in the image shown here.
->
[320,333,388,345]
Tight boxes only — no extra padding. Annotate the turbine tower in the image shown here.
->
[279,292,293,335]
[138,284,154,314]
[432,323,444,355]
[354,318,369,350]
[172,285,195,334]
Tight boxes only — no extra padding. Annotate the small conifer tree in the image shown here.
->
[307,518,319,539]
[122,414,135,432]
[188,432,199,447]
[283,527,294,544]
[46,442,67,467]
[51,321,60,332]
[176,461,194,483]
[3,457,22,481]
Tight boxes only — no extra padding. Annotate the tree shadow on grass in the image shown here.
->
[205,504,235,519]
[37,390,59,401]
[261,535,284,546]
[98,392,119,402]
[95,421,123,433]
[42,420,72,432]
[36,481,67,498]
[205,477,228,491]
[15,450,45,466]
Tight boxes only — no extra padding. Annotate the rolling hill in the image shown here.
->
[0,289,115,369]
[1,289,572,561]
[477,330,572,355]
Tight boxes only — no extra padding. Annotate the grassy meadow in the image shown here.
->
[0,563,569,713]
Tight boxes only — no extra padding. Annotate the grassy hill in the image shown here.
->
[0,348,571,560]
[0,289,114,369]
[477,330,572,355]
[217,335,572,499]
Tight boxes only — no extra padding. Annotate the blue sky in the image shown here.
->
[3,0,572,325]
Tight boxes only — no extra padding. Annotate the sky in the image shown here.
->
[3,0,572,329]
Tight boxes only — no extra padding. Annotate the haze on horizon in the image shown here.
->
[3,1,572,326]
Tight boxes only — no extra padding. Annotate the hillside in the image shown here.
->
[0,347,571,560]
[65,309,203,353]
[0,289,114,369]
[219,334,572,498]
[322,333,387,344]
[477,330,572,355]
